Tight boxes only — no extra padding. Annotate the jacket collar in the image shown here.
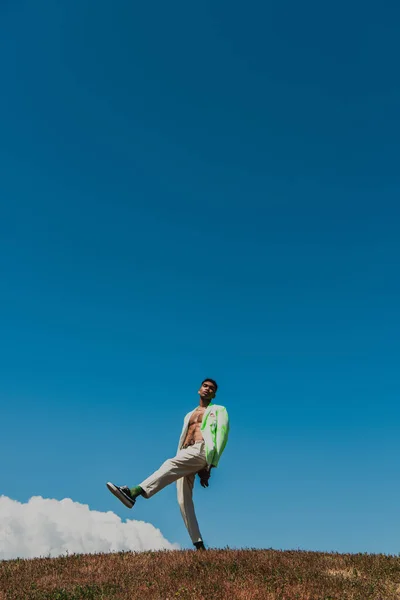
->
[187,401,214,419]
[198,402,215,420]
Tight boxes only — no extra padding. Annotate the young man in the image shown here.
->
[106,378,229,550]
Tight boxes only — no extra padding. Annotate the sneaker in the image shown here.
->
[106,482,135,508]
[194,541,206,551]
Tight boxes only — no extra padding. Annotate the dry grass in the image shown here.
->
[1,548,400,599]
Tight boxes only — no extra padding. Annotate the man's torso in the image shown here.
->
[182,406,206,448]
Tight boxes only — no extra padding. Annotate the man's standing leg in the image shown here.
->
[177,473,205,550]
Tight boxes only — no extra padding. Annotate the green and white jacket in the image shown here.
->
[178,403,230,468]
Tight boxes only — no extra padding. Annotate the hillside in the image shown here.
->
[1,549,400,600]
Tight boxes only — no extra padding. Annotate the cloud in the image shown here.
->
[0,495,179,560]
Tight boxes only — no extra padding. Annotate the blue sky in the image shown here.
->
[1,0,400,554]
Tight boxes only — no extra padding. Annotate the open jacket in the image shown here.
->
[177,403,229,467]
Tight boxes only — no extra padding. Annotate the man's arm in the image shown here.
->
[212,406,229,467]
[198,406,230,487]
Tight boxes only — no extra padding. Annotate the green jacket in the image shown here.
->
[178,402,230,467]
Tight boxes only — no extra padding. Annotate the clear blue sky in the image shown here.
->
[1,0,400,554]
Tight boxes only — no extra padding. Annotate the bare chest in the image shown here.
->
[188,407,206,426]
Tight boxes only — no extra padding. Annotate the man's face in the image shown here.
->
[198,381,216,401]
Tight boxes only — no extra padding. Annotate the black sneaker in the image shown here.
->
[194,541,206,551]
[106,482,135,508]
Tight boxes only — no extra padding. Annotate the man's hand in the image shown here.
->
[197,466,212,488]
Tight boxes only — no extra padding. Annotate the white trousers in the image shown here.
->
[139,440,207,544]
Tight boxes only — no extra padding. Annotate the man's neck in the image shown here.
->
[199,398,212,408]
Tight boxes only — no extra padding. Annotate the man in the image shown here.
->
[106,378,229,550]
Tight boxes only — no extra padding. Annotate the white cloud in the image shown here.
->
[0,495,179,560]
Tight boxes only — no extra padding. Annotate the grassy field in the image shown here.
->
[1,549,400,600]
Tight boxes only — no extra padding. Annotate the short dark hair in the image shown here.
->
[202,378,218,392]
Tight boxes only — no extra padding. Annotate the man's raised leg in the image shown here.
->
[107,441,207,508]
[139,441,206,498]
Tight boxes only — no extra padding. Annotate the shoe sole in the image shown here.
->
[106,482,135,508]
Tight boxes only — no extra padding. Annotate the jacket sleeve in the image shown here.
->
[177,412,190,452]
[212,407,229,467]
